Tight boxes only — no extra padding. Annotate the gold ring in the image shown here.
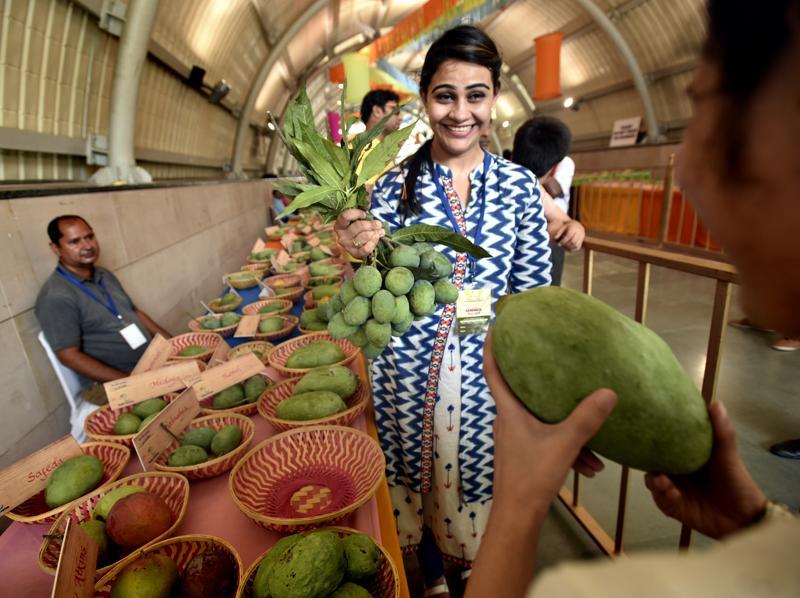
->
[353,239,364,248]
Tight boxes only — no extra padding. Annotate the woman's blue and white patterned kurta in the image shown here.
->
[369,152,551,564]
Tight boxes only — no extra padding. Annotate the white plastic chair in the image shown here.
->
[37,331,94,442]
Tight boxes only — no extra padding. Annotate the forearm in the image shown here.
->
[56,347,128,383]
[466,504,546,598]
[135,309,171,338]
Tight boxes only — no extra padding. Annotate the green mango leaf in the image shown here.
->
[282,184,339,217]
[322,137,350,179]
[392,224,491,259]
[293,138,343,189]
[356,124,415,187]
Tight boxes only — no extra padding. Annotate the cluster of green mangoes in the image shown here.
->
[178,344,208,357]
[79,486,173,568]
[44,454,104,508]
[275,365,357,421]
[113,398,168,435]
[167,424,242,466]
[211,375,268,409]
[251,249,277,262]
[298,307,328,332]
[320,243,458,359]
[199,312,241,330]
[253,531,380,598]
[210,292,239,310]
[110,547,237,598]
[285,340,346,369]
[308,262,340,278]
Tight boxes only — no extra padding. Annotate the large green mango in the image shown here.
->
[45,455,104,508]
[293,365,358,400]
[268,531,345,598]
[286,340,345,369]
[492,287,712,474]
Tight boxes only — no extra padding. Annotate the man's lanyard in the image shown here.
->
[433,151,491,281]
[56,265,122,320]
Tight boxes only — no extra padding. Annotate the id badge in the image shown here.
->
[120,323,147,349]
[456,286,492,336]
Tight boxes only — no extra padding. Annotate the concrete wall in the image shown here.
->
[0,180,270,468]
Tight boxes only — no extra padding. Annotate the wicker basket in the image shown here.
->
[268,333,358,376]
[257,377,369,432]
[199,372,275,417]
[297,322,330,335]
[228,426,385,533]
[226,271,261,290]
[270,286,304,303]
[84,393,179,447]
[252,314,298,342]
[208,295,243,313]
[169,332,222,361]
[187,314,239,338]
[235,526,399,598]
[226,341,274,364]
[240,263,269,277]
[241,299,293,316]
[264,273,302,290]
[153,413,254,479]
[38,472,189,578]
[94,534,243,597]
[6,442,130,525]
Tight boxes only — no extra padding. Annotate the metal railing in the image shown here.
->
[573,155,725,259]
[558,236,738,555]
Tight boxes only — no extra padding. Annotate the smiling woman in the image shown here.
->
[333,24,552,597]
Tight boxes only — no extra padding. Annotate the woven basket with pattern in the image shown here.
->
[228,426,384,533]
[265,273,302,290]
[269,286,304,303]
[7,442,130,525]
[94,534,243,597]
[187,314,239,338]
[226,271,261,290]
[307,274,343,288]
[208,295,243,313]
[241,299,293,316]
[226,341,274,364]
[235,526,399,598]
[257,377,369,432]
[267,333,359,376]
[169,332,222,361]
[153,413,254,479]
[38,472,189,578]
[84,393,179,447]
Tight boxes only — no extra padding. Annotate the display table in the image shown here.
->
[0,259,410,597]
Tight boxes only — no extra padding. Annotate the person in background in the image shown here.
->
[728,316,800,354]
[467,0,800,595]
[35,216,171,405]
[271,189,288,221]
[361,89,401,139]
[512,116,585,286]
[336,25,551,597]
[502,148,513,160]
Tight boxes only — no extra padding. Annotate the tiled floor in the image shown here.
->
[404,250,799,596]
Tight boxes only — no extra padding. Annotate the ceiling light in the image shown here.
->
[563,96,574,109]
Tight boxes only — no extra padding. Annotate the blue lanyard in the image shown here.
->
[56,266,122,320]
[432,151,491,281]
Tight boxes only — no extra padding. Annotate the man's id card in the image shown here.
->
[120,323,147,349]
[456,287,492,335]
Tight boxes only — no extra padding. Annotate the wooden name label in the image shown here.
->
[251,237,267,253]
[209,338,231,367]
[190,353,264,400]
[0,435,82,516]
[281,231,297,253]
[265,225,279,237]
[234,314,261,338]
[105,361,202,410]
[272,250,290,270]
[52,518,97,598]
[131,334,172,375]
[132,390,201,471]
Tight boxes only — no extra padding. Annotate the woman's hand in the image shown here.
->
[645,400,768,540]
[334,209,385,259]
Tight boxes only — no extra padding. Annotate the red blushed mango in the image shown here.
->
[106,492,172,548]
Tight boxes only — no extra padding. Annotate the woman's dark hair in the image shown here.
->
[399,25,502,216]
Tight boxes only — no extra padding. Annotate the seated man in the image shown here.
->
[512,116,585,286]
[35,215,171,404]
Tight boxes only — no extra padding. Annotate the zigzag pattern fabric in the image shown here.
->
[370,152,552,504]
